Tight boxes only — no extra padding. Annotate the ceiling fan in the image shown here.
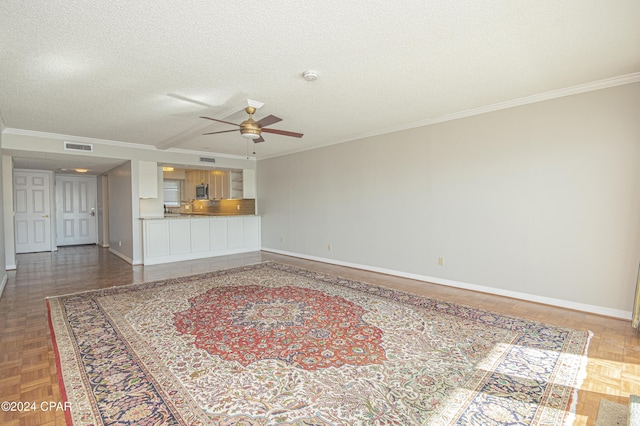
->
[200,107,303,143]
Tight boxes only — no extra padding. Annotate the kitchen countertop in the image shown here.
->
[141,214,258,220]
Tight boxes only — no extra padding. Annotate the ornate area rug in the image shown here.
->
[47,262,591,425]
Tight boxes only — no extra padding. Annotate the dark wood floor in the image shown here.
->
[0,246,638,425]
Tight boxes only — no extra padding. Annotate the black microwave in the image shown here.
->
[195,184,209,199]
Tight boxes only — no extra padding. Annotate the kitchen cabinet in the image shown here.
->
[229,169,256,199]
[227,216,259,249]
[183,170,230,200]
[242,215,260,247]
[190,218,211,253]
[142,215,260,265]
[139,161,159,198]
[144,220,170,258]
[243,169,256,199]
[230,170,243,199]
[183,171,198,200]
[210,217,228,250]
[227,217,244,248]
[169,220,190,254]
[208,171,230,200]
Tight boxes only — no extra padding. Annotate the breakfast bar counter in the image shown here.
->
[141,215,260,265]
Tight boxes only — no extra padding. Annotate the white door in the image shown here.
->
[14,170,53,253]
[55,175,97,246]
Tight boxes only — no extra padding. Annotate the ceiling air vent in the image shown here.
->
[64,141,93,152]
[199,157,216,164]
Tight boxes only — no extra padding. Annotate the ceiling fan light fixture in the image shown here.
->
[241,131,261,139]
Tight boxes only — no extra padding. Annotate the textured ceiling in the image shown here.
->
[1,0,639,164]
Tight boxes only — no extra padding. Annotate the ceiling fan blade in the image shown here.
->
[200,116,240,127]
[254,136,265,143]
[256,115,282,128]
[202,129,239,135]
[261,128,304,138]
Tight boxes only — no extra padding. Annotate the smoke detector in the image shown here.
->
[302,70,319,81]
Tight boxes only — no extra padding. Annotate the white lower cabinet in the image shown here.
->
[190,218,211,253]
[145,221,170,258]
[210,217,228,250]
[143,216,260,265]
[170,220,191,255]
[227,217,244,249]
[242,216,260,247]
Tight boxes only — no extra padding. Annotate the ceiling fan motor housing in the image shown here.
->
[239,106,261,138]
[240,120,261,139]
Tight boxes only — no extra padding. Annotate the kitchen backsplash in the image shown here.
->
[168,199,255,216]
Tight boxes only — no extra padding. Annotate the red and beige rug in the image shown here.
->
[47,262,590,425]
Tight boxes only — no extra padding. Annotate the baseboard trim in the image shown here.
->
[262,248,632,320]
[0,273,7,299]
[107,248,141,265]
[5,264,16,270]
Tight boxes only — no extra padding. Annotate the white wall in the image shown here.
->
[0,135,6,297]
[258,83,640,317]
[1,155,15,270]
[96,175,109,247]
[107,161,135,264]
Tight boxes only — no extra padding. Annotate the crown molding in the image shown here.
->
[3,73,638,162]
[260,72,640,161]
[349,72,640,142]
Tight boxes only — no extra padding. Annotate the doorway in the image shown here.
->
[55,175,98,246]
[14,170,53,253]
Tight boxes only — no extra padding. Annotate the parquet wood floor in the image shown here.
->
[0,246,637,425]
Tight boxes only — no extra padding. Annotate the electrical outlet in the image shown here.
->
[328,244,332,251]
[280,237,284,243]
[438,257,445,266]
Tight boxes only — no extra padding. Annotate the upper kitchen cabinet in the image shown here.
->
[183,170,229,200]
[183,170,199,200]
[230,170,243,199]
[242,169,256,199]
[176,168,255,201]
[139,161,158,198]
[208,170,230,200]
[230,169,256,199]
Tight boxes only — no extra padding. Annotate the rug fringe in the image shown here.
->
[46,299,73,426]
[565,329,594,425]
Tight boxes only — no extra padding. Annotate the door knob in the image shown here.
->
[42,215,49,218]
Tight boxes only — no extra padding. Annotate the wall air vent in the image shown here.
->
[64,141,93,152]
[199,157,216,164]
